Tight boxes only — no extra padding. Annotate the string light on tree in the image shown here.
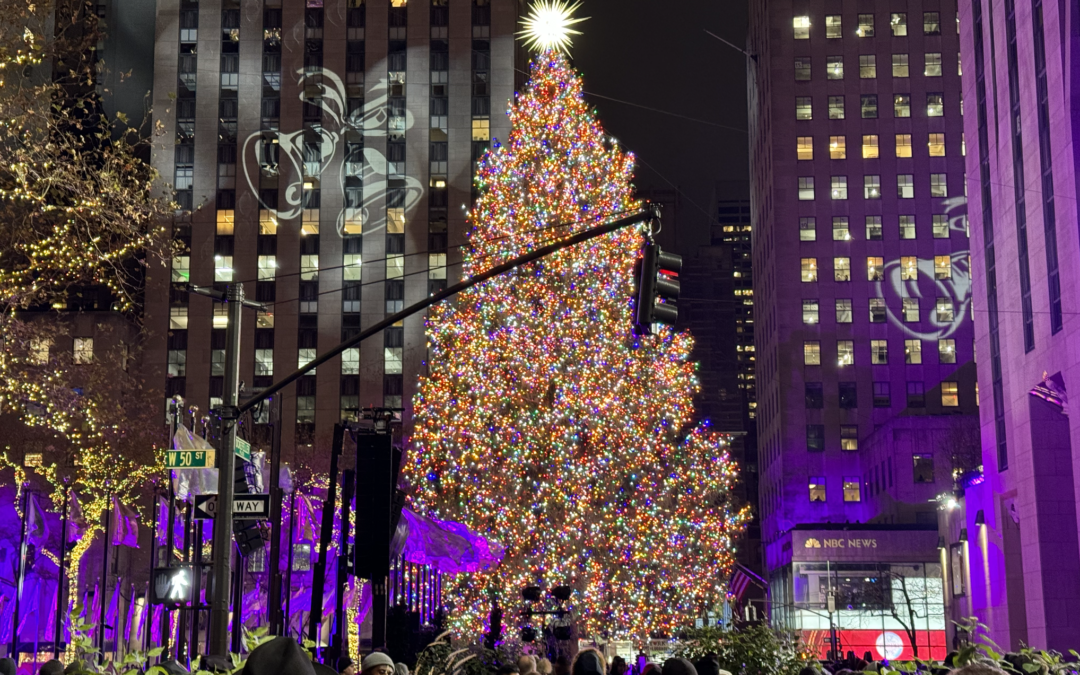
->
[405,48,749,641]
[517,0,588,53]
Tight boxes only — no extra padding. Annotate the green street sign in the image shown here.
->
[167,449,215,469]
[234,437,252,462]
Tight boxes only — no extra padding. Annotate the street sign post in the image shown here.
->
[194,494,270,520]
[167,449,215,469]
[234,437,252,462]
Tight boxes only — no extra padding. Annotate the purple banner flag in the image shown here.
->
[27,493,50,546]
[111,496,140,548]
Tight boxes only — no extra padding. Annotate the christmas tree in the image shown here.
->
[404,47,749,640]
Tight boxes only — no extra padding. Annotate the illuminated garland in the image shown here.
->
[406,52,750,641]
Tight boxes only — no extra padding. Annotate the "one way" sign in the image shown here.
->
[194,494,271,520]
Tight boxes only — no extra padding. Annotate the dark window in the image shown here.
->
[913,454,935,483]
[839,382,857,408]
[873,382,891,407]
[861,94,878,118]
[907,382,925,408]
[805,382,824,408]
[807,425,825,452]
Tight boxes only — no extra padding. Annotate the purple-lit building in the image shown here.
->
[957,0,1080,652]
[748,0,978,656]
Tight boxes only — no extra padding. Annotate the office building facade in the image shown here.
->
[145,0,523,461]
[957,0,1080,651]
[748,0,977,653]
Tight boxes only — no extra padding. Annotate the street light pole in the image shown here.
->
[208,283,244,658]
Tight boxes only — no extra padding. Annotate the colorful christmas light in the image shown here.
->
[405,52,749,642]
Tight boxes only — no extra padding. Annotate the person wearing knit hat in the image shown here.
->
[337,657,357,675]
[394,663,410,675]
[572,649,606,675]
[39,660,65,675]
[661,659,698,675]
[361,652,395,675]
[242,636,316,675]
[536,658,553,675]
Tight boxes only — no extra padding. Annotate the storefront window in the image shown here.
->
[786,561,946,661]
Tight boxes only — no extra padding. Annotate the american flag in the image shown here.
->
[728,567,754,601]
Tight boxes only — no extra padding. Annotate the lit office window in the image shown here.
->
[891,13,907,36]
[870,300,886,324]
[929,133,946,156]
[871,339,888,364]
[827,56,844,79]
[939,339,957,364]
[933,215,950,238]
[865,216,882,240]
[832,217,851,241]
[905,339,922,364]
[797,136,814,160]
[826,15,842,38]
[828,96,845,119]
[901,256,918,280]
[794,16,811,39]
[800,217,817,241]
[837,340,854,366]
[857,15,874,37]
[834,257,851,282]
[844,478,862,502]
[942,382,959,407]
[864,175,881,199]
[936,297,955,322]
[896,133,913,158]
[829,136,846,159]
[930,173,948,197]
[836,299,852,323]
[809,476,827,502]
[867,256,884,281]
[935,255,952,279]
[859,55,876,78]
[803,299,820,324]
[892,53,909,77]
[927,92,944,116]
[796,96,813,119]
[925,52,943,76]
[804,341,821,365]
[798,177,815,200]
[841,425,859,450]
[862,135,879,159]
[795,57,812,80]
[801,258,818,282]
[924,11,941,34]
[894,94,911,117]
[831,176,848,199]
[900,216,916,239]
[898,174,914,198]
[903,298,919,322]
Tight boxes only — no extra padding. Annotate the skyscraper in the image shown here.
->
[749,0,977,656]
[145,0,524,461]
[957,0,1080,652]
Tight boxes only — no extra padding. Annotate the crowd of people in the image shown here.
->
[0,642,1021,675]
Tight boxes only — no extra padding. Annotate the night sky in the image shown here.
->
[570,0,751,253]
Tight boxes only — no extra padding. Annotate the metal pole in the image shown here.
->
[208,283,244,657]
[308,424,344,659]
[162,396,180,659]
[54,489,70,658]
[284,490,297,638]
[330,469,355,664]
[98,491,113,659]
[230,552,243,653]
[267,395,283,634]
[190,519,203,656]
[144,494,157,656]
[9,489,29,658]
[177,502,192,664]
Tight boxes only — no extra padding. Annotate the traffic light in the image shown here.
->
[633,242,682,335]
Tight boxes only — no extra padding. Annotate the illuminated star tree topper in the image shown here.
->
[518,0,589,53]
[406,51,749,641]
